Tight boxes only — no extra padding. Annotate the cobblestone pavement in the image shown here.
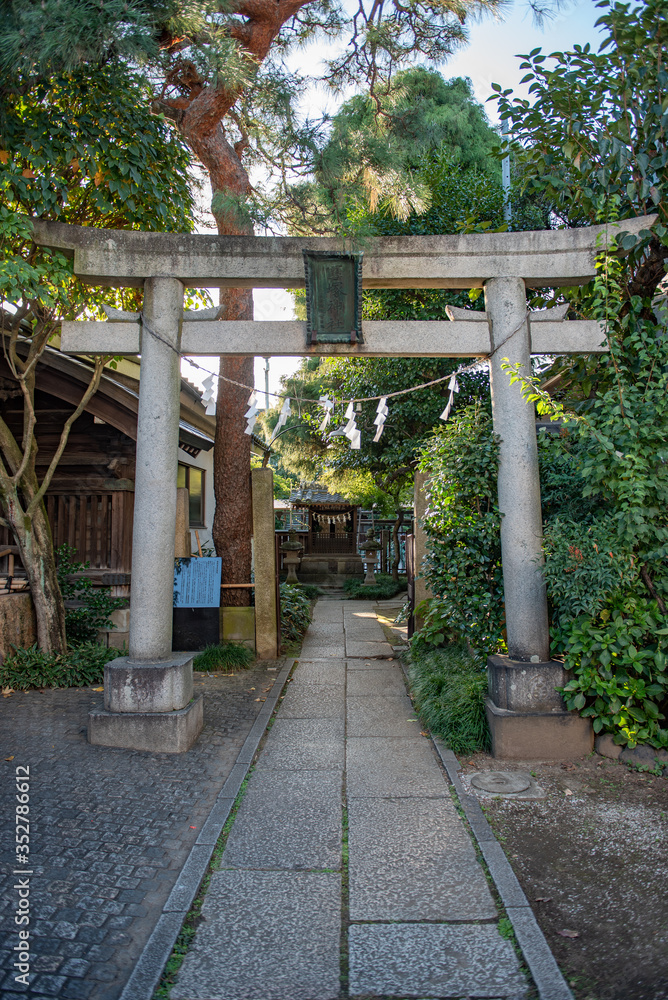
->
[0,666,279,1000]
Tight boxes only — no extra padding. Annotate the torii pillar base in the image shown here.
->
[486,654,593,761]
[88,652,203,753]
[88,697,204,754]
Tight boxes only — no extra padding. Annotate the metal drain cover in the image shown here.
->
[470,770,532,794]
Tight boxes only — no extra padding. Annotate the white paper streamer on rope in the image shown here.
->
[319,395,334,432]
[201,374,216,416]
[373,396,389,443]
[270,397,291,442]
[343,401,361,450]
[439,374,460,423]
[244,390,260,435]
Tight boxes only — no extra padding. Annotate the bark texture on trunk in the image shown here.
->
[184,127,256,606]
[5,493,67,653]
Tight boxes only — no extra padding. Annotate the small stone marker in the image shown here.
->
[471,771,532,794]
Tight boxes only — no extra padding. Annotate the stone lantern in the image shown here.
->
[361,528,381,585]
[280,531,303,584]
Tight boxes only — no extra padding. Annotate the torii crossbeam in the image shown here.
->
[32,215,655,757]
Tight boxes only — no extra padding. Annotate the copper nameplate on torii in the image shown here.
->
[303,250,363,345]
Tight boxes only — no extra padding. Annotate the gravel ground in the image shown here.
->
[459,751,668,1000]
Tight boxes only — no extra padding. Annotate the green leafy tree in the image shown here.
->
[493,0,666,306]
[0,66,195,652]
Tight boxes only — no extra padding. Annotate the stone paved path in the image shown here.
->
[171,600,528,1000]
[0,667,278,1000]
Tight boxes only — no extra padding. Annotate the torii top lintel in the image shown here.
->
[30,216,655,291]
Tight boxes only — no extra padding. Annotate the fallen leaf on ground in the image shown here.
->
[92,687,104,692]
[561,762,577,771]
[535,897,552,903]
[4,755,14,761]
[564,788,573,795]
[557,929,580,939]
[2,687,14,697]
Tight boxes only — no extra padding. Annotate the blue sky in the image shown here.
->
[182,1,609,401]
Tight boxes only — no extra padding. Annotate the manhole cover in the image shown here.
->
[470,770,532,794]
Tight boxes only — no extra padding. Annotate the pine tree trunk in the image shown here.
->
[5,492,67,653]
[181,124,255,607]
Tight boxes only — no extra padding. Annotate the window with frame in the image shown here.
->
[177,464,205,527]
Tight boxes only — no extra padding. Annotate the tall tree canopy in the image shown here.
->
[0,66,196,652]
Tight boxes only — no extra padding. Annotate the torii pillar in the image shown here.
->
[32,214,654,757]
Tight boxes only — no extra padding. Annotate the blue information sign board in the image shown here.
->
[173,557,222,609]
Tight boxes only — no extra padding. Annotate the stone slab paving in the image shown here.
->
[170,871,341,1000]
[220,767,343,871]
[0,667,280,1000]
[258,718,345,769]
[347,796,497,921]
[170,599,530,1000]
[346,735,452,798]
[348,924,528,998]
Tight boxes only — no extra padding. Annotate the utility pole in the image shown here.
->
[502,120,512,224]
[263,356,270,410]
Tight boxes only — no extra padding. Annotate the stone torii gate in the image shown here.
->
[32,215,653,757]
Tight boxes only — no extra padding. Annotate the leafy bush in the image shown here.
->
[343,574,407,600]
[557,597,668,749]
[193,643,254,672]
[291,583,321,600]
[57,545,126,645]
[416,405,504,654]
[408,643,490,754]
[542,516,638,629]
[0,642,121,690]
[280,583,313,648]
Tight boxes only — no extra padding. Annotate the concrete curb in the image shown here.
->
[119,658,295,1000]
[432,739,574,1000]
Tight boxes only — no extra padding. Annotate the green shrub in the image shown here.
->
[417,405,505,654]
[0,642,121,690]
[408,643,490,754]
[280,583,313,647]
[193,643,254,671]
[557,596,668,749]
[57,545,126,645]
[542,516,638,629]
[343,574,407,600]
[292,583,321,600]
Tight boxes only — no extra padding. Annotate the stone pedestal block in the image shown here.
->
[221,606,256,649]
[487,654,569,713]
[486,699,593,760]
[88,695,203,753]
[486,654,592,759]
[104,652,194,713]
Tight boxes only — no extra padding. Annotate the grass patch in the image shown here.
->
[343,573,407,600]
[192,642,254,672]
[408,642,490,754]
[0,642,122,690]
